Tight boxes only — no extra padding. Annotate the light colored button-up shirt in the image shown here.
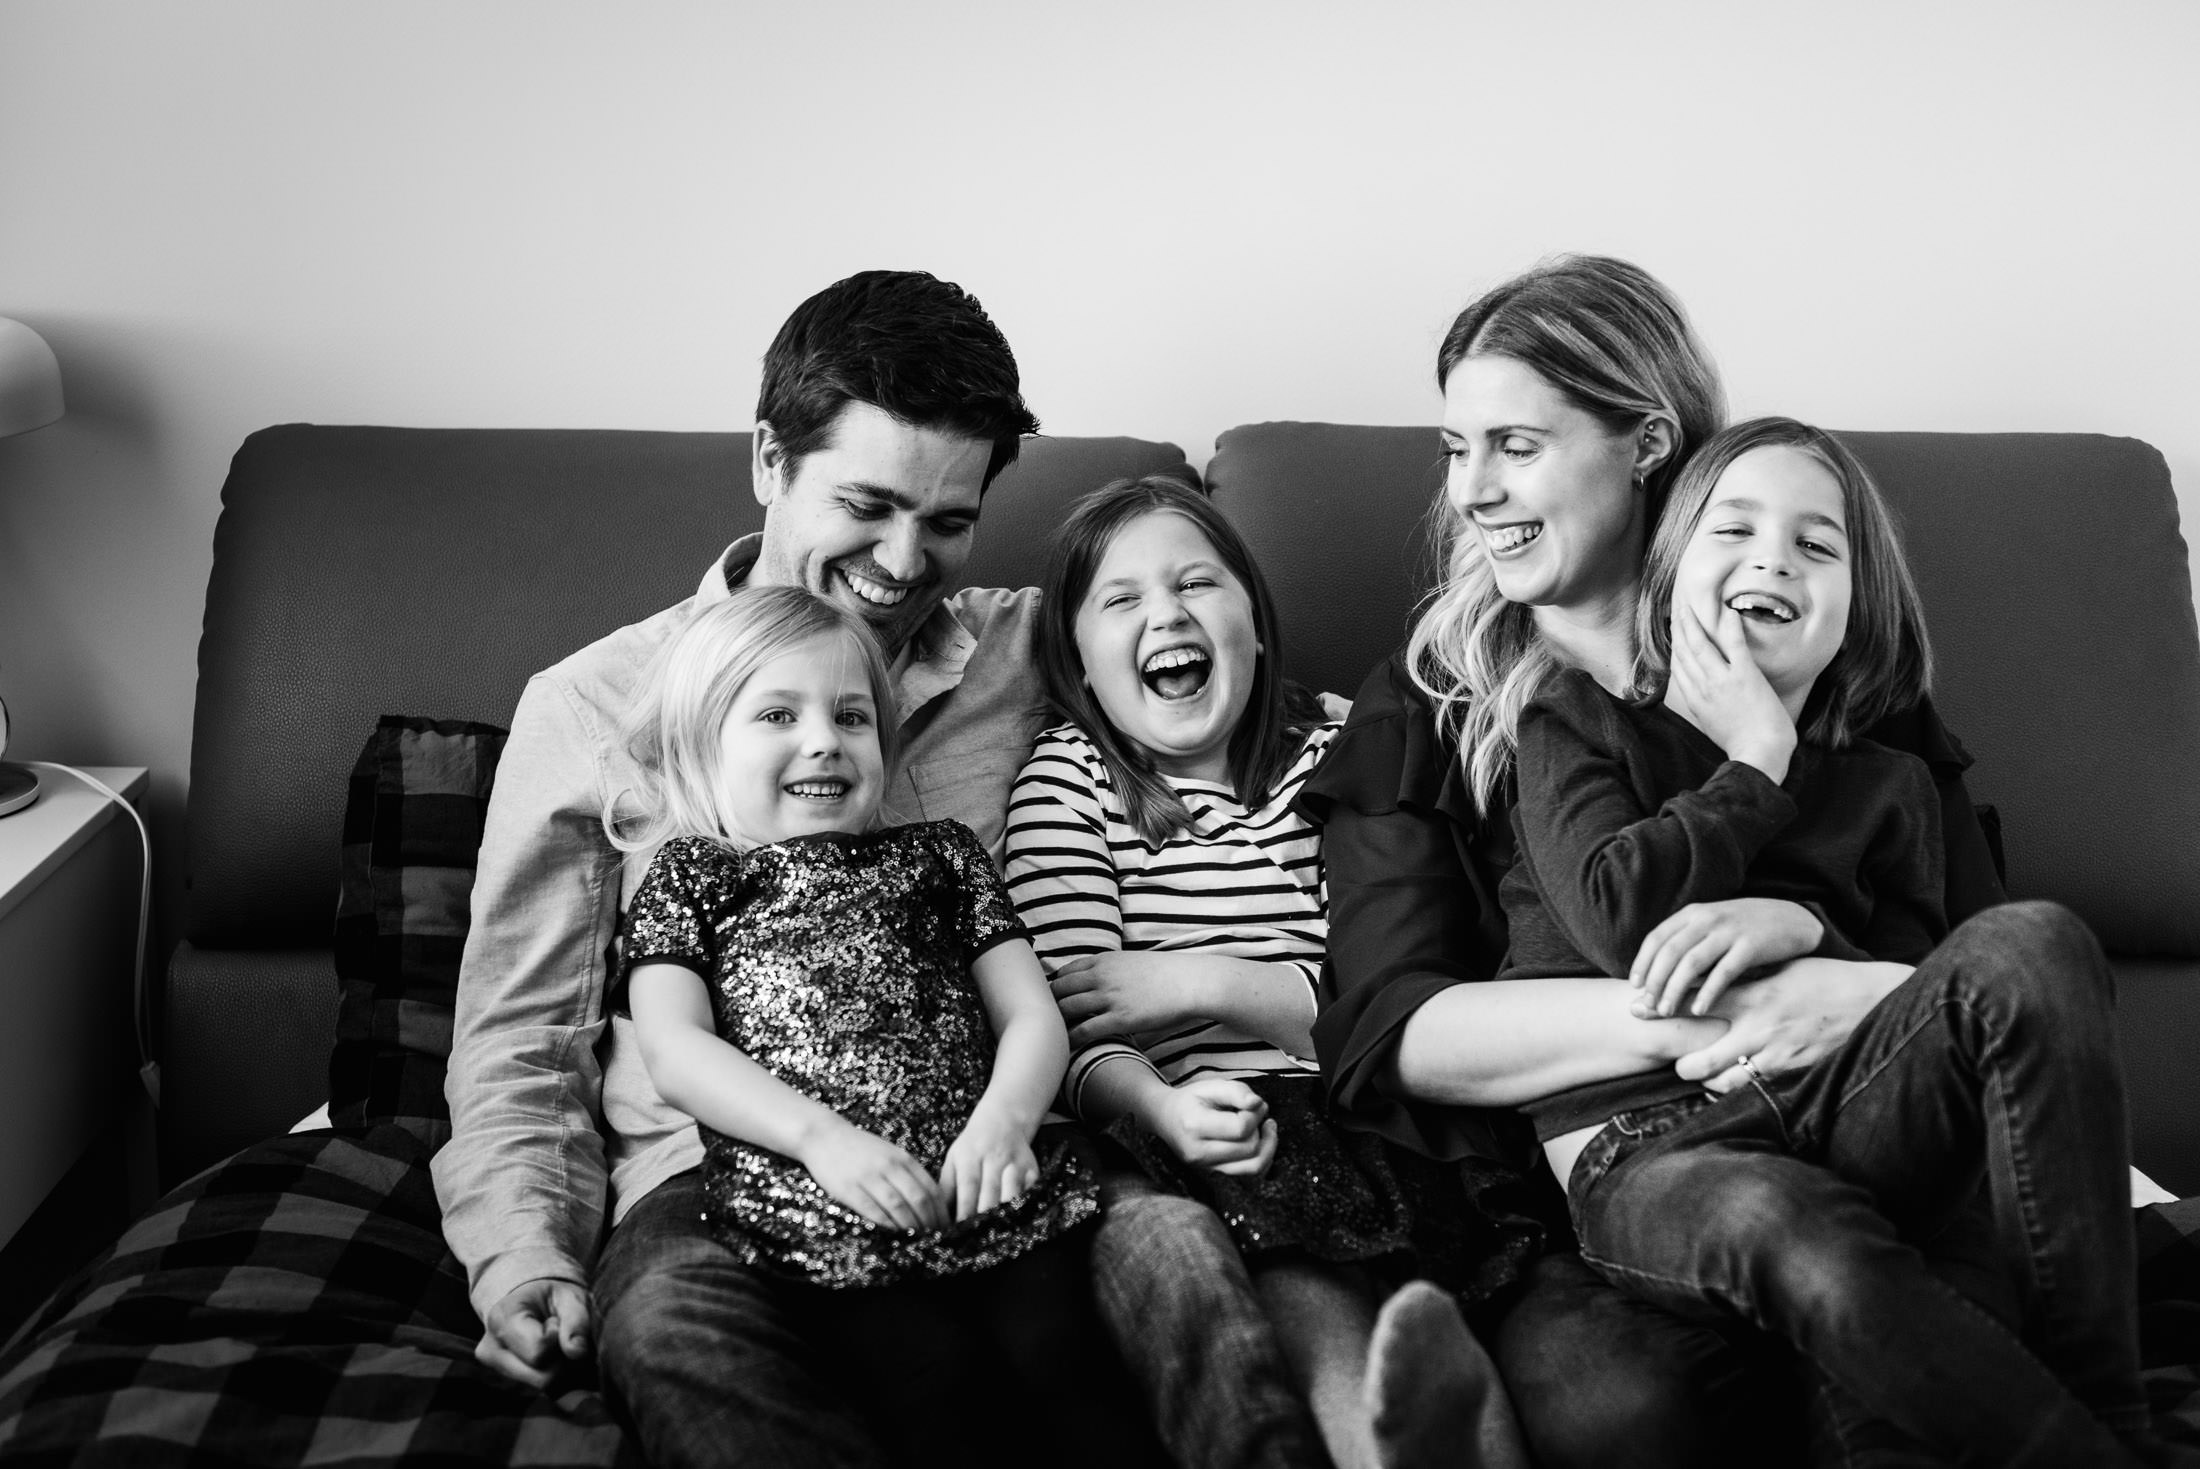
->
[432,537,1050,1317]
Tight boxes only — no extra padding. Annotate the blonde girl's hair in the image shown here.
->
[1408,254,1728,813]
[604,584,901,852]
[1631,417,1934,747]
[1036,475,1324,847]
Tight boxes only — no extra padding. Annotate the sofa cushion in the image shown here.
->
[184,427,1194,953]
[328,715,507,1145]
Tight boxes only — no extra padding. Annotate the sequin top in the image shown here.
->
[622,820,1098,1287]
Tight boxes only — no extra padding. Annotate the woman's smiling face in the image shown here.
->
[1071,510,1260,785]
[1441,354,1649,618]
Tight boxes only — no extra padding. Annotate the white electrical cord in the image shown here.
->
[28,763,158,1108]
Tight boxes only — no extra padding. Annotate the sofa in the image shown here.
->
[2,420,2197,1462]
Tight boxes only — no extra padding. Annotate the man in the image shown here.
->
[435,271,1317,1468]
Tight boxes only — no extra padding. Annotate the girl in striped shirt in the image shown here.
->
[1005,477,1533,1469]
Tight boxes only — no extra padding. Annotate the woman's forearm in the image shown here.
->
[1391,976,1726,1107]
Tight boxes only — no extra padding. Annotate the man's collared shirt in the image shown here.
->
[432,537,1050,1317]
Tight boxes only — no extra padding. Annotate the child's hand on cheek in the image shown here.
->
[1667,603,1796,784]
[798,1120,949,1233]
[939,1108,1041,1222]
[1157,1078,1278,1179]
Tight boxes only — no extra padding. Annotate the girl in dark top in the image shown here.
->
[1492,417,2162,1465]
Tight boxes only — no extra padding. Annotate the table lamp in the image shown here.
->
[0,317,66,817]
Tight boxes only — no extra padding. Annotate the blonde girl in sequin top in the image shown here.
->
[1005,478,1533,1469]
[606,583,1158,1469]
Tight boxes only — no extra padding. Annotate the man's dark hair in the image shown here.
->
[756,270,1040,489]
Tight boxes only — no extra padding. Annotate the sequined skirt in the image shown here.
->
[1106,1073,1542,1301]
[701,1123,1100,1290]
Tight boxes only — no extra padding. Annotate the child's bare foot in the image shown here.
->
[1363,1280,1530,1469]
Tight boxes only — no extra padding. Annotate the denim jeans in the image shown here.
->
[597,1166,1307,1469]
[594,1170,889,1469]
[1088,1167,1330,1469]
[1568,901,2150,1468]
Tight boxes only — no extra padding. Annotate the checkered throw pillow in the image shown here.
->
[328,715,507,1143]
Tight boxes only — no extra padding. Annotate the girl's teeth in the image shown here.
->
[1486,523,1542,553]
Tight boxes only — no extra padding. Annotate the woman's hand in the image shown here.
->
[1667,603,1796,783]
[1630,897,1824,1016]
[797,1119,949,1232]
[938,1106,1041,1222]
[1049,952,1201,1048]
[1674,956,1912,1092]
[1154,1077,1279,1178]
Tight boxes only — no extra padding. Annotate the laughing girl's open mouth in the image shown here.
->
[1141,646,1212,700]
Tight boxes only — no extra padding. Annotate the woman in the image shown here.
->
[1302,256,2150,1466]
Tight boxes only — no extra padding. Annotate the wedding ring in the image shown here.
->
[1735,1054,1767,1086]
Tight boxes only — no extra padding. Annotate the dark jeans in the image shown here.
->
[1566,901,2148,1468]
[789,1232,1162,1469]
[1489,1250,1806,1469]
[596,1167,1269,1469]
[1088,1166,1329,1469]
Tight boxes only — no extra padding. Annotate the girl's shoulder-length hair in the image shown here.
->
[1410,253,1728,813]
[1036,474,1323,847]
[1629,416,1934,748]
[604,582,901,853]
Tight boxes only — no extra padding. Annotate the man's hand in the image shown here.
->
[939,1107,1041,1222]
[799,1120,949,1233]
[1154,1077,1278,1178]
[478,1277,593,1389]
[1050,952,1202,1049]
[1630,898,1824,1016]
[1675,956,1913,1093]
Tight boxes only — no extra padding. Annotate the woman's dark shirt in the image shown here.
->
[1297,648,2007,1164]
[1502,667,1948,1140]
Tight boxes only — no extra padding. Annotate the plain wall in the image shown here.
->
[2,0,2196,956]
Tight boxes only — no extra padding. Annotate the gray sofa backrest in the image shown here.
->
[171,426,1191,1174]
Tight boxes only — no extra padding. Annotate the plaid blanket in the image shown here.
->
[2,1124,2198,1463]
[0,1125,636,1467]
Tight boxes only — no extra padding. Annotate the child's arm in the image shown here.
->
[1075,1053,1279,1178]
[1048,951,1317,1055]
[1007,730,1318,1054]
[1515,671,1814,984]
[1857,756,1950,962]
[938,938,1068,1221]
[627,962,947,1233]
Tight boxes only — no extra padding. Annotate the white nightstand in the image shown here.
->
[0,766,150,1251]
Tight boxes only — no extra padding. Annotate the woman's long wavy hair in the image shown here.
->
[604,584,901,853]
[1408,254,1726,812]
[1037,476,1322,846]
[1631,417,1933,747]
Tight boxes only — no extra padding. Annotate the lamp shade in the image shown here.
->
[0,317,64,438]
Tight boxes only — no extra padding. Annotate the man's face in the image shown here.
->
[751,401,992,659]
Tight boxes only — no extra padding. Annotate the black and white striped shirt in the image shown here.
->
[1004,721,1339,1115]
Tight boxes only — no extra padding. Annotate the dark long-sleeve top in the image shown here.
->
[1500,668,1947,1139]
[1503,667,1947,983]
[1297,648,2007,1166]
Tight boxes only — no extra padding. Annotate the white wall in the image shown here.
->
[2,0,2196,937]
